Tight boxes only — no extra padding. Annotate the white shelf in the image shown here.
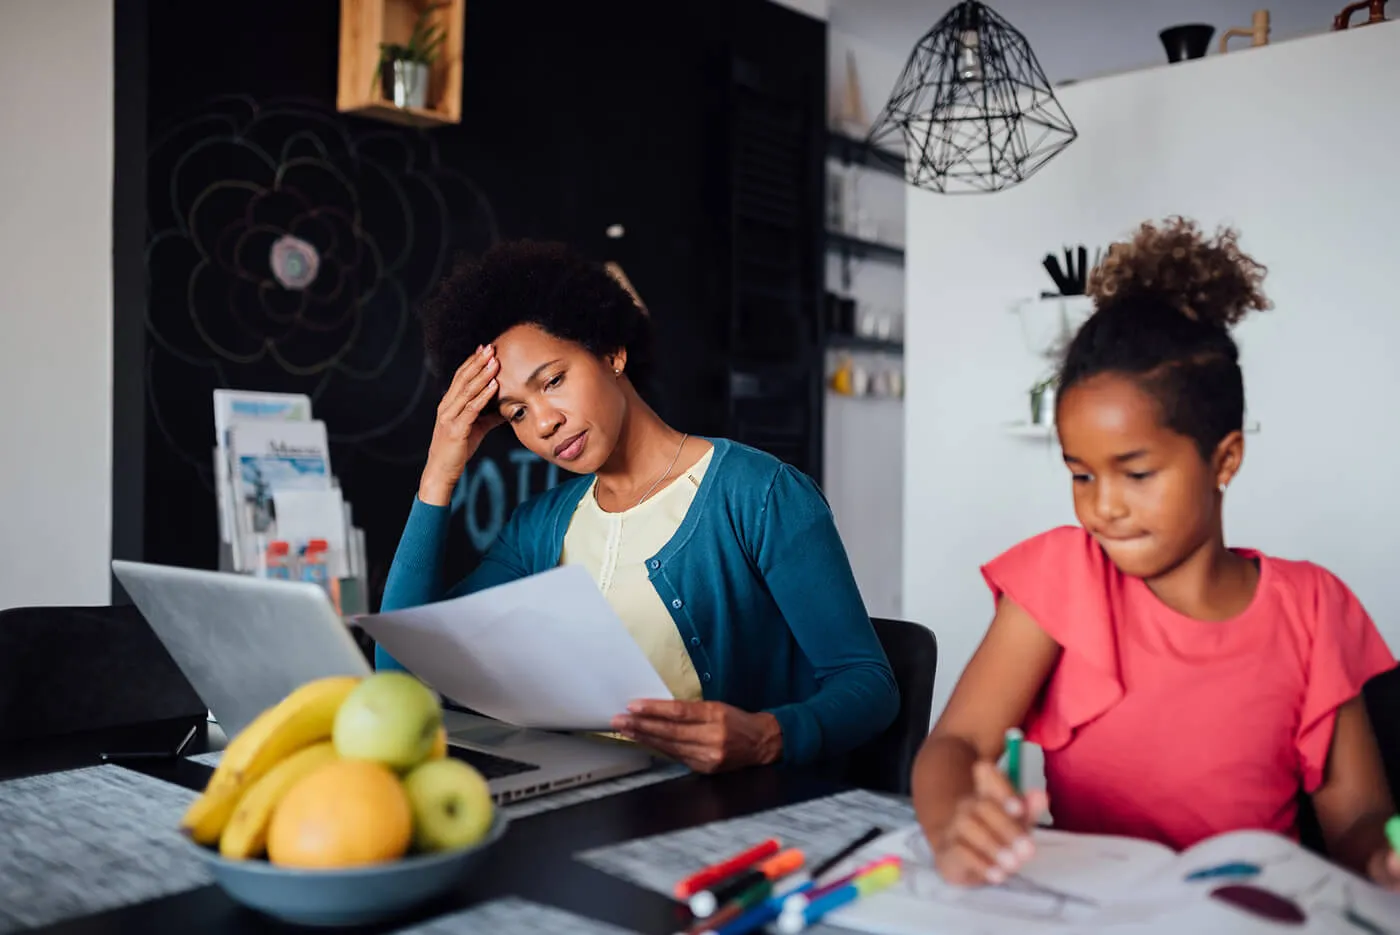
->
[1009,293,1095,316]
[1002,420,1261,439]
[1003,421,1056,439]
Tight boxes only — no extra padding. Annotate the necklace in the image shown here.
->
[596,433,689,510]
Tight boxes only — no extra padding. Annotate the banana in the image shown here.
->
[180,675,361,844]
[429,725,447,761]
[219,740,338,859]
[180,783,243,846]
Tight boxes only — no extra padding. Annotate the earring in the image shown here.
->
[1218,483,1227,494]
[614,368,621,376]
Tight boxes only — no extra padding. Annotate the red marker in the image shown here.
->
[673,838,782,900]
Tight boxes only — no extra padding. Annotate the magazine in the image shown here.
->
[227,419,332,572]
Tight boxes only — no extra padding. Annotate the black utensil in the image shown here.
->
[1042,254,1071,294]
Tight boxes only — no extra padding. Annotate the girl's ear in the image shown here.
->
[606,347,628,376]
[1212,430,1245,492]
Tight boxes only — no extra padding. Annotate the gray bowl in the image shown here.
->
[187,813,509,927]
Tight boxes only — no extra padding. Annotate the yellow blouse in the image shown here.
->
[559,447,714,702]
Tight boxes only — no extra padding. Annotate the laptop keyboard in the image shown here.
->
[449,746,541,780]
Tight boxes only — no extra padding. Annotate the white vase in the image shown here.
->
[384,59,430,109]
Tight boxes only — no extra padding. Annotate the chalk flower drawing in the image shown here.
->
[270,234,321,291]
[144,94,499,472]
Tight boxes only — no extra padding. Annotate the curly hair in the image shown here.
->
[419,240,655,396]
[1058,217,1272,457]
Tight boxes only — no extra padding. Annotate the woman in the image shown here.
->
[376,240,899,773]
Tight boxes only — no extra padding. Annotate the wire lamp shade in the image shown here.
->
[867,0,1077,194]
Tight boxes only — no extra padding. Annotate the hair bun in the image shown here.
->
[1086,216,1272,329]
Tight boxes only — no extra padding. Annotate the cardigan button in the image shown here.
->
[690,637,700,647]
[649,560,660,570]
[702,672,712,683]
[671,598,683,609]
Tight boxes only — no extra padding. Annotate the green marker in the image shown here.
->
[1386,814,1400,854]
[1005,727,1023,794]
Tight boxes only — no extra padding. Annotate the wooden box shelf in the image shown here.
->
[337,0,465,128]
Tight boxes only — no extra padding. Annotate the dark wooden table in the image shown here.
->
[10,717,856,934]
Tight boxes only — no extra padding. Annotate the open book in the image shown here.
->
[823,823,1400,934]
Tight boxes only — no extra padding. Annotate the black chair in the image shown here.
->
[0,603,207,743]
[834,617,938,796]
[1363,663,1400,798]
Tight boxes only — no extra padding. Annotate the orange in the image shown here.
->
[266,759,412,869]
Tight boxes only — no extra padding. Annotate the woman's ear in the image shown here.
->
[1212,430,1245,492]
[606,347,629,376]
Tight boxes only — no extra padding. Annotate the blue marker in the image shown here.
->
[700,898,785,935]
[775,863,901,934]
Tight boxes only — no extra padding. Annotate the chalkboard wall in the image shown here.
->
[130,0,825,606]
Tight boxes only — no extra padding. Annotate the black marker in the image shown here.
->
[809,826,883,884]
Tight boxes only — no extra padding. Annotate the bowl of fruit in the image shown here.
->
[180,672,507,927]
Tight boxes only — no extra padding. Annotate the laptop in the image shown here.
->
[111,560,655,805]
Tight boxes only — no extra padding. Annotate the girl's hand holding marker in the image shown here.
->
[932,728,1048,887]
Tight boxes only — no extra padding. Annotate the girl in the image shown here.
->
[375,240,898,774]
[911,217,1399,890]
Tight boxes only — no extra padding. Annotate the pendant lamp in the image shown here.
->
[867,1,1077,194]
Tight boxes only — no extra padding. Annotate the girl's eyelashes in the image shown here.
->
[545,373,563,390]
[1068,470,1155,482]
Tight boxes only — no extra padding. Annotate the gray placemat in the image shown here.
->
[576,788,915,897]
[0,766,212,934]
[185,754,687,818]
[395,896,639,934]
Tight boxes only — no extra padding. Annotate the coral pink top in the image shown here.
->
[982,526,1396,851]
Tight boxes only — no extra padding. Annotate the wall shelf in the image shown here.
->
[1003,421,1056,439]
[1003,420,1262,439]
[826,231,904,265]
[337,0,465,128]
[1009,293,1095,321]
[826,130,906,180]
[827,334,904,354]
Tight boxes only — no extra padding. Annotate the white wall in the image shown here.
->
[823,27,909,618]
[830,0,1347,86]
[0,0,114,607]
[903,23,1400,722]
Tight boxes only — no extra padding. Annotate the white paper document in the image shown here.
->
[353,565,674,731]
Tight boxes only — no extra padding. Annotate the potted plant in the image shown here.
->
[1029,374,1057,426]
[375,4,447,110]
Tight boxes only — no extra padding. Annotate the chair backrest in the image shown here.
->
[1364,663,1400,798]
[838,617,938,795]
[1295,663,1399,857]
[0,603,208,743]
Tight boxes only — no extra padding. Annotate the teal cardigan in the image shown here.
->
[374,438,899,766]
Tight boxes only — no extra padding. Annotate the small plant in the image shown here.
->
[373,4,448,93]
[1029,373,1058,425]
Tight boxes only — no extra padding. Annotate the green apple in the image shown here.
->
[332,672,442,771]
[402,758,495,852]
